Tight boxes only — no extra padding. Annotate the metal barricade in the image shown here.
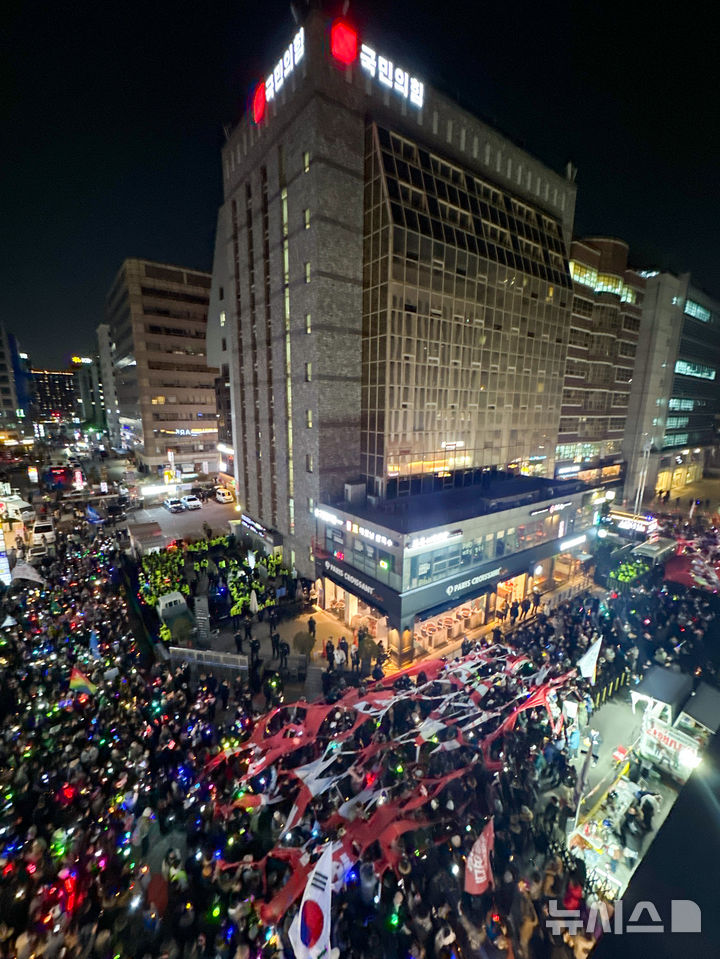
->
[167,646,249,674]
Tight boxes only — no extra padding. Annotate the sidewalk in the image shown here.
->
[204,569,603,696]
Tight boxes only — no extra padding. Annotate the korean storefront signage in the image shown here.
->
[444,566,503,598]
[530,501,572,517]
[324,560,381,602]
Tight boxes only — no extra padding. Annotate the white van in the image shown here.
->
[32,518,56,547]
[215,487,234,504]
[4,496,36,525]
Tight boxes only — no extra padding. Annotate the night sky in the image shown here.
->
[4,0,718,367]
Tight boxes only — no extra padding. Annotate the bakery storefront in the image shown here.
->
[314,490,598,665]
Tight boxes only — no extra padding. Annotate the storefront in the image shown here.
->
[655,448,705,493]
[316,527,596,664]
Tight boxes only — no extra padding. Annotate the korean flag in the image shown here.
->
[289,845,333,959]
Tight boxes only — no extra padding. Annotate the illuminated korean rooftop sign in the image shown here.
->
[358,43,424,108]
[251,20,424,125]
[253,27,305,124]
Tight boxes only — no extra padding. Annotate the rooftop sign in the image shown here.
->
[251,20,424,125]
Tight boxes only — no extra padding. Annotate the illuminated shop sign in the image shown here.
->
[609,511,659,534]
[314,507,396,546]
[324,559,378,599]
[407,529,463,551]
[253,27,305,123]
[241,513,269,538]
[314,507,343,526]
[359,43,424,107]
[557,464,581,476]
[346,521,395,548]
[530,501,572,517]
[445,566,502,598]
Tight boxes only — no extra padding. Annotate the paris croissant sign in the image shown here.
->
[252,19,424,124]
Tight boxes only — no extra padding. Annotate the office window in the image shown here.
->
[308,496,314,512]
[219,286,224,300]
[306,409,313,428]
[305,312,312,334]
[304,209,311,229]
[303,150,310,173]
[306,453,314,472]
[219,310,226,327]
[221,338,226,352]
[304,262,311,283]
[305,362,312,381]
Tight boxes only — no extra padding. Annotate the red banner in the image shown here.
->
[465,820,494,895]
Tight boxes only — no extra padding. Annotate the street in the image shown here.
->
[127,497,238,539]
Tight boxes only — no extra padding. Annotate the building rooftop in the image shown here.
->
[331,471,592,534]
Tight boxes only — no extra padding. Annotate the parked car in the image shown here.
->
[32,519,56,546]
[163,498,184,513]
[215,487,234,504]
[181,495,201,510]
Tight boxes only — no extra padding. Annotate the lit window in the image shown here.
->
[304,262,311,283]
[674,359,716,381]
[684,299,712,323]
[220,311,226,327]
[304,208,310,229]
[305,312,312,333]
[151,396,166,405]
[305,362,312,381]
[308,496,314,512]
[303,151,310,173]
[306,409,313,428]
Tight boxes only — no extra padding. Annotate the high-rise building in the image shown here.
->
[31,369,78,422]
[624,274,720,504]
[554,238,644,488]
[71,354,105,426]
[97,323,120,444]
[106,258,218,476]
[0,325,33,434]
[209,11,603,661]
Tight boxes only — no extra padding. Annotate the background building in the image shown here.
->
[97,323,120,445]
[106,258,218,475]
[208,10,579,586]
[0,325,33,436]
[554,238,644,488]
[624,275,720,503]
[71,354,105,427]
[31,368,78,422]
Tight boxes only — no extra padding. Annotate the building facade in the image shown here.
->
[31,369,78,422]
[71,355,105,427]
[0,325,32,435]
[624,275,720,503]
[106,258,218,475]
[209,11,579,590]
[97,323,120,444]
[554,238,644,488]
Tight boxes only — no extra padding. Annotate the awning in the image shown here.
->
[632,665,693,721]
[575,552,593,562]
[682,683,720,733]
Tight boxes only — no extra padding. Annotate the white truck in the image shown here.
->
[3,495,36,525]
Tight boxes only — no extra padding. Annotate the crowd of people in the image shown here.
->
[0,512,718,959]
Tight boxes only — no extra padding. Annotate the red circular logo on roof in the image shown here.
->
[330,19,358,65]
[252,81,266,124]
